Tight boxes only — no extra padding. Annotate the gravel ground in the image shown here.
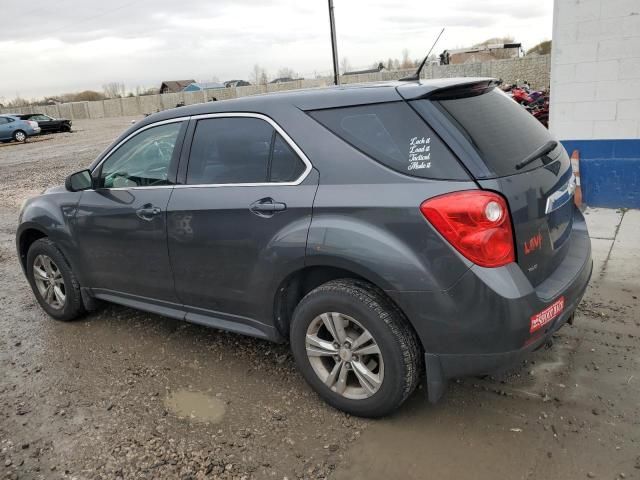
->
[0,118,638,480]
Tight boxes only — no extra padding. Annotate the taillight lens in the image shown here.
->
[28,121,38,128]
[420,190,515,268]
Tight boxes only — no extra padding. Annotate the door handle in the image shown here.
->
[136,204,162,221]
[250,198,287,217]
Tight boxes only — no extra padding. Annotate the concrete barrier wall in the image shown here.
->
[0,55,550,119]
[121,97,139,116]
[103,98,123,117]
[139,95,161,114]
[87,100,105,119]
[58,103,74,120]
[71,102,89,119]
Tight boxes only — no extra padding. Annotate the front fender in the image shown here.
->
[16,190,83,280]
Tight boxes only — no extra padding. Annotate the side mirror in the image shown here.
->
[65,169,93,192]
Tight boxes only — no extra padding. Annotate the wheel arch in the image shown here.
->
[272,263,420,349]
[17,226,48,272]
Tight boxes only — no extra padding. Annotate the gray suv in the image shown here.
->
[17,78,592,417]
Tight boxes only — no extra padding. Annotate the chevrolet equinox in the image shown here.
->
[17,78,592,417]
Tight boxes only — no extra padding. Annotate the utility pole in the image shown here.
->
[328,0,340,85]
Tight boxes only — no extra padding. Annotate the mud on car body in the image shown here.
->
[17,78,592,417]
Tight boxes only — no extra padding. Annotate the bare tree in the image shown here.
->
[527,40,551,55]
[340,57,351,74]
[401,49,413,69]
[276,67,298,79]
[251,64,269,85]
[64,91,106,102]
[103,82,126,99]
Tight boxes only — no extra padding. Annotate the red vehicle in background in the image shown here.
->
[501,80,549,128]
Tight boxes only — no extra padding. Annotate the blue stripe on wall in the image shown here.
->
[560,139,640,209]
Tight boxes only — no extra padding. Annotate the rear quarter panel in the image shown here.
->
[266,102,476,293]
[307,181,475,292]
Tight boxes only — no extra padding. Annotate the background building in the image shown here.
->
[159,80,196,94]
[550,0,640,208]
[182,81,226,92]
[440,43,522,65]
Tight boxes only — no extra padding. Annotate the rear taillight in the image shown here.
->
[420,190,515,268]
[28,121,38,128]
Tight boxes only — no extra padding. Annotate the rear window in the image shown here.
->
[309,102,468,180]
[431,88,554,177]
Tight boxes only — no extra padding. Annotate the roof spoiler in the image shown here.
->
[397,79,500,101]
[425,79,499,100]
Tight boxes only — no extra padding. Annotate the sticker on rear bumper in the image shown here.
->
[530,296,565,333]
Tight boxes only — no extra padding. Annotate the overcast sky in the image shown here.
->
[0,0,553,100]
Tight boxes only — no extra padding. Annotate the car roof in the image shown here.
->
[140,77,495,125]
[90,77,496,170]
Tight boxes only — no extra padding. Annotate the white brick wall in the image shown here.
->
[550,0,640,140]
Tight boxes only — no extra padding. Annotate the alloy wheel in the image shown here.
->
[305,312,384,400]
[33,254,66,309]
[15,131,26,142]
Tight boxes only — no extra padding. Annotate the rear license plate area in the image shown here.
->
[530,296,565,333]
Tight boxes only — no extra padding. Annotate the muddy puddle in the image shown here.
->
[164,390,226,423]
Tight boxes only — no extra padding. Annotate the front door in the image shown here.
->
[74,120,187,302]
[167,115,317,326]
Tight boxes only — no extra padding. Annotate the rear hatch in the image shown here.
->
[399,80,575,286]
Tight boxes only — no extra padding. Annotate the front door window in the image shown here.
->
[99,122,183,188]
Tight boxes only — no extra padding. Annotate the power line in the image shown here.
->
[35,0,151,38]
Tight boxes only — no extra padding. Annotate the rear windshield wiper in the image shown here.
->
[515,140,558,170]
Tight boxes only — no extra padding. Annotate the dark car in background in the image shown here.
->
[0,115,41,142]
[16,78,592,417]
[18,113,72,133]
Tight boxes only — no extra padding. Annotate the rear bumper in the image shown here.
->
[388,208,593,402]
[423,263,589,402]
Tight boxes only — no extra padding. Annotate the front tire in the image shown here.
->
[290,279,422,417]
[26,238,85,321]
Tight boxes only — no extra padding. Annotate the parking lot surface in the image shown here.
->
[1,118,638,479]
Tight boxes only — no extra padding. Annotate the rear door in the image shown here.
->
[31,114,56,132]
[0,117,11,140]
[167,114,317,327]
[406,85,575,285]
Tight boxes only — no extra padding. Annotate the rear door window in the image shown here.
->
[309,102,468,180]
[429,88,555,177]
[269,133,306,182]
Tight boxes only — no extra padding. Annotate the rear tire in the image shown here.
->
[13,130,27,142]
[26,238,85,321]
[290,279,422,418]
